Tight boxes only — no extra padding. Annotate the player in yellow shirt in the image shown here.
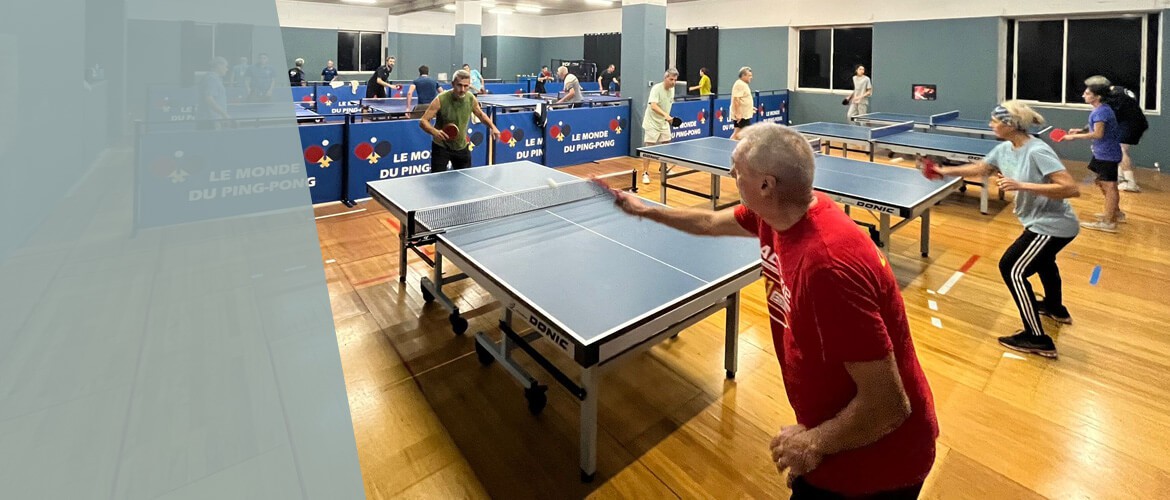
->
[688,67,712,96]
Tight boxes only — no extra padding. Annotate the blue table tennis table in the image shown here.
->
[540,92,627,106]
[853,110,1051,138]
[637,137,962,258]
[791,121,1004,214]
[366,161,761,482]
[224,102,323,124]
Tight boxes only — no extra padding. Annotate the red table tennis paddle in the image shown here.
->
[1048,128,1067,142]
[441,123,459,140]
[920,157,943,180]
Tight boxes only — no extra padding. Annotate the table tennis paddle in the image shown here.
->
[920,157,943,180]
[842,98,850,106]
[671,116,683,128]
[1048,128,1067,142]
[442,123,459,140]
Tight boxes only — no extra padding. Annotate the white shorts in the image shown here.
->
[643,128,671,144]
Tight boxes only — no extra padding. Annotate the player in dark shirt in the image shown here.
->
[366,56,395,98]
[288,58,306,87]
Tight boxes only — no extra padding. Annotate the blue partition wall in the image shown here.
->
[543,105,631,167]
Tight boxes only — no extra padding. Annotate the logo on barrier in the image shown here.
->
[318,93,337,106]
[715,107,726,122]
[466,129,485,152]
[608,116,625,134]
[354,137,392,164]
[550,121,572,141]
[149,150,206,184]
[304,140,344,168]
[300,94,315,104]
[499,125,527,148]
[697,109,707,124]
[758,104,765,117]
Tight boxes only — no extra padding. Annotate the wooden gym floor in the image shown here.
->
[315,152,1170,499]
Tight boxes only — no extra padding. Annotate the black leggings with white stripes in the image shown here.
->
[999,229,1075,336]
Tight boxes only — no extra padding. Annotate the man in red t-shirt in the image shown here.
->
[612,123,938,498]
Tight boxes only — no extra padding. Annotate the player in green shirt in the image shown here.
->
[418,70,501,172]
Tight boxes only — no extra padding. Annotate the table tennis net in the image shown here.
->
[413,171,635,236]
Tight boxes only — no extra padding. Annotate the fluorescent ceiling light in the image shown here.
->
[515,4,542,13]
[482,0,496,6]
[443,3,456,11]
[340,0,377,4]
[489,7,513,14]
[585,0,614,6]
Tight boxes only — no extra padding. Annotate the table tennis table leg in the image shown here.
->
[398,231,408,282]
[580,366,598,482]
[724,292,740,379]
[920,209,931,257]
[880,214,892,259]
[980,175,990,214]
[659,160,668,204]
[711,174,721,211]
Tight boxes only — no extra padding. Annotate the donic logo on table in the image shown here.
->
[353,136,392,164]
[303,140,345,168]
[149,150,205,184]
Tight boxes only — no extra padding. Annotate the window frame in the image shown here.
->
[1008,12,1162,114]
[338,30,385,72]
[793,24,874,94]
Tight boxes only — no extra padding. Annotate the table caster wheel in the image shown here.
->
[474,340,494,366]
[726,370,736,379]
[524,385,548,415]
[450,313,468,335]
[421,285,434,303]
[580,470,595,482]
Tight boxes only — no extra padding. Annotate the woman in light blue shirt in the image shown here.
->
[933,101,1080,359]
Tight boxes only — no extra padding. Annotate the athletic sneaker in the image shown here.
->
[1080,220,1119,233]
[998,331,1058,359]
[1036,303,1073,325]
[642,172,651,184]
[1094,212,1127,223]
[1119,180,1142,193]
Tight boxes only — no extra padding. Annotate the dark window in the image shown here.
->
[337,31,358,72]
[1009,14,1160,110]
[1147,13,1160,110]
[831,28,873,91]
[1066,18,1141,103]
[798,29,831,89]
[359,32,383,71]
[799,27,871,91]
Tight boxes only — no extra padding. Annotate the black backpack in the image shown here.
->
[1107,86,1148,133]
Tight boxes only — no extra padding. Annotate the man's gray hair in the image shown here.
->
[664,68,679,79]
[733,123,815,202]
[1084,75,1111,88]
[294,58,304,67]
[739,66,752,78]
[452,69,471,82]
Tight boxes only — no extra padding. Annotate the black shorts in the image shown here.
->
[1119,126,1144,146]
[1088,157,1120,182]
[431,143,471,172]
[734,118,752,129]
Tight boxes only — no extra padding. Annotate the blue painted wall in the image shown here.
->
[483,36,542,80]
[540,36,584,68]
[718,27,787,94]
[396,33,455,80]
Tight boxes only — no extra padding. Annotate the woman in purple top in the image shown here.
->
[1060,75,1123,233]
